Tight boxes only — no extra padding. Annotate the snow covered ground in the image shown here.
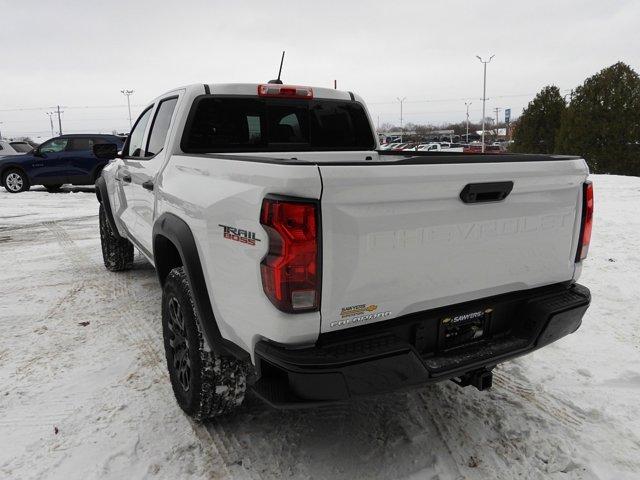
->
[1,175,639,480]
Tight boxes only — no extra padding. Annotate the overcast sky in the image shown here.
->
[1,0,639,139]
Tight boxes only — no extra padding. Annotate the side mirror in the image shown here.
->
[33,148,44,157]
[93,143,119,160]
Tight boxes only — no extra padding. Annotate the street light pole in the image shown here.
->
[396,97,406,141]
[464,101,472,143]
[476,54,494,153]
[121,89,134,130]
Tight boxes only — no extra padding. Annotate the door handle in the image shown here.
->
[117,172,131,183]
[460,181,513,204]
[142,180,154,191]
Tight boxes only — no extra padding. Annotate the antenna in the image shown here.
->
[268,51,285,84]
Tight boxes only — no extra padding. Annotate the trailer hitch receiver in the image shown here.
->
[451,367,493,391]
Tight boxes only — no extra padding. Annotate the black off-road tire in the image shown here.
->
[2,168,30,193]
[162,267,249,421]
[45,184,63,193]
[99,203,134,271]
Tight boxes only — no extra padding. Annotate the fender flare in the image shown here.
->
[95,176,123,240]
[153,212,250,361]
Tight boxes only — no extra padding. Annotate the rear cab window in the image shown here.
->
[181,97,375,153]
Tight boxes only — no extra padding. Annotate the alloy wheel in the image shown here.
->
[168,296,191,392]
[5,173,23,192]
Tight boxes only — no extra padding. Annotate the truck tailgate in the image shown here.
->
[318,158,588,333]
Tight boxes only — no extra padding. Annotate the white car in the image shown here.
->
[94,82,592,419]
[417,142,464,152]
[0,140,33,156]
[379,142,400,150]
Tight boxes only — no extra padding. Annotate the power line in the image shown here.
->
[366,89,573,106]
[0,104,146,113]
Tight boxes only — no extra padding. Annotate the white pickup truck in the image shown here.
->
[94,82,592,420]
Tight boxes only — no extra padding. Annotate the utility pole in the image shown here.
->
[464,102,472,143]
[476,54,494,153]
[396,97,406,141]
[121,89,134,130]
[54,105,64,135]
[46,112,56,137]
[494,107,502,140]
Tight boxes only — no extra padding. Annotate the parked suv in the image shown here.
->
[94,82,592,420]
[0,134,125,193]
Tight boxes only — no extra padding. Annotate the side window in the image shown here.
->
[124,107,153,157]
[40,138,69,153]
[146,97,178,157]
[68,137,94,151]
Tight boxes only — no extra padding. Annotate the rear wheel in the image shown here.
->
[45,184,63,193]
[99,204,134,271]
[162,267,249,420]
[2,169,30,193]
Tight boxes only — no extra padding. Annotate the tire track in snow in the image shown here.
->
[204,394,463,480]
[41,217,234,478]
[416,379,587,479]
[44,219,165,376]
[1,222,105,437]
[0,214,98,232]
[492,370,586,429]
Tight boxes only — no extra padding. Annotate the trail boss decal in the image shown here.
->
[330,304,392,328]
[219,224,261,246]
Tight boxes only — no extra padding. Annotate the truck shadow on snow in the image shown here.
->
[205,371,589,479]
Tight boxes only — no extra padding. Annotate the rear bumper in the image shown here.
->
[251,282,590,408]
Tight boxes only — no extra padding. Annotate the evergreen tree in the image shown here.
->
[555,62,640,175]
[511,86,566,153]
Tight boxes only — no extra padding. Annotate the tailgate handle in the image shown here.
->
[460,181,513,204]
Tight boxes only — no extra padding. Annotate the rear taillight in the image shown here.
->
[257,84,314,99]
[576,181,594,262]
[260,197,320,312]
